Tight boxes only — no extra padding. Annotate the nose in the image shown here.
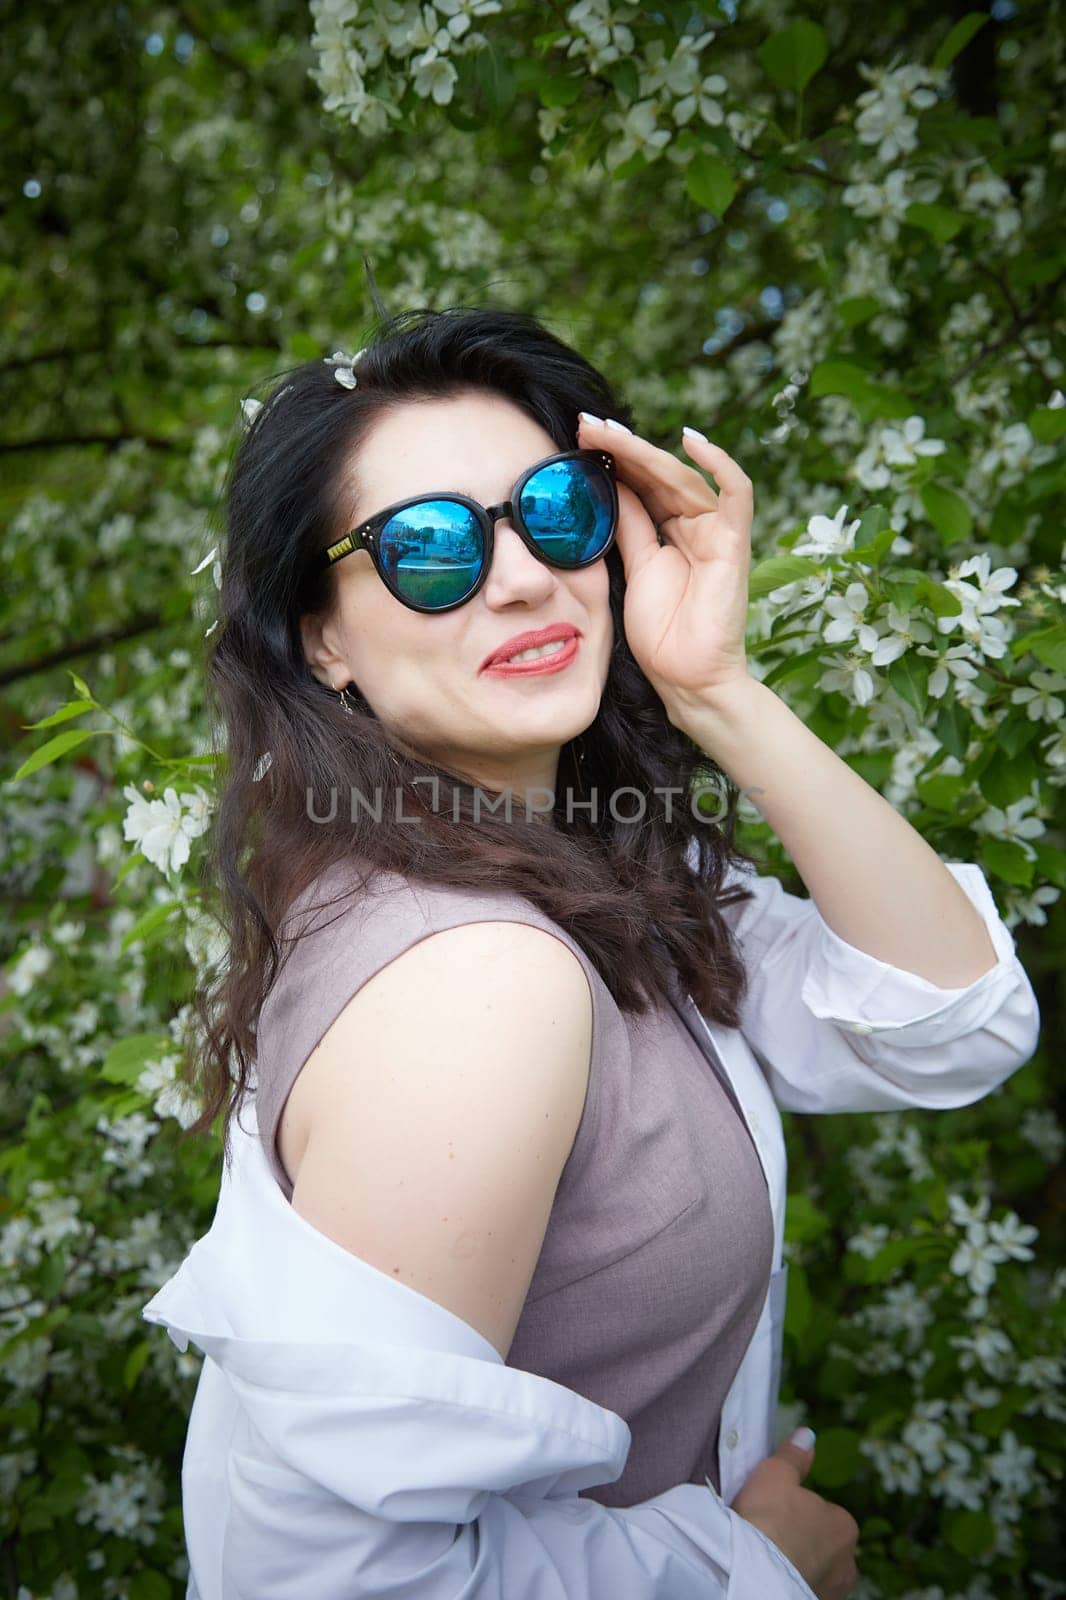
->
[480,516,557,607]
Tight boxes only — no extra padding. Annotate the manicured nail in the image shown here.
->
[605,417,631,433]
[579,411,604,426]
[790,1426,816,1450]
[683,425,708,442]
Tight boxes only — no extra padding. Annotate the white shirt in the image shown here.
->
[142,858,1040,1599]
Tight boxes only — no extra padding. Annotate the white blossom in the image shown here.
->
[121,784,211,876]
[987,1212,1039,1261]
[819,651,879,707]
[987,1430,1037,1496]
[882,415,947,466]
[951,1324,1014,1377]
[1011,669,1066,724]
[6,941,53,997]
[792,504,860,558]
[920,642,980,699]
[949,1223,1009,1295]
[846,1222,891,1258]
[1003,884,1061,929]
[973,792,1046,859]
[822,581,879,650]
[869,602,934,666]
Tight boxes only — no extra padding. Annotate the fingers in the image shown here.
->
[578,412,720,522]
[771,1428,817,1483]
[681,428,754,525]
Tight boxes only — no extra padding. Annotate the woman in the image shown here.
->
[144,306,1040,1600]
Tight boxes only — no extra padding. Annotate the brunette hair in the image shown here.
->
[181,304,761,1152]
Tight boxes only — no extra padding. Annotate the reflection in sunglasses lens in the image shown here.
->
[381,458,613,610]
[520,460,614,566]
[380,501,484,609]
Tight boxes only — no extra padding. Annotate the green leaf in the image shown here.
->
[113,850,146,888]
[120,898,184,954]
[996,716,1041,758]
[22,700,95,731]
[128,1572,173,1600]
[749,555,822,598]
[978,744,1039,808]
[916,773,969,811]
[915,576,962,618]
[933,12,990,70]
[11,727,99,781]
[603,58,639,104]
[612,150,649,181]
[921,481,973,542]
[532,30,568,52]
[836,295,880,328]
[809,1427,862,1489]
[124,1339,153,1391]
[979,838,1035,888]
[942,1506,995,1557]
[887,656,930,720]
[1033,842,1066,887]
[1029,625,1066,673]
[67,670,92,700]
[842,513,896,565]
[853,505,889,545]
[903,202,968,244]
[474,41,515,119]
[809,361,912,422]
[538,73,584,108]
[936,700,969,760]
[784,1259,812,1337]
[1027,405,1066,443]
[100,1032,172,1087]
[759,20,828,93]
[809,360,869,400]
[38,1466,89,1517]
[784,1193,830,1243]
[685,153,736,217]
[762,648,825,691]
[863,1235,947,1283]
[1010,624,1066,668]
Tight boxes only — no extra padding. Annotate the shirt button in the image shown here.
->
[724,1428,740,1449]
[850,1021,875,1035]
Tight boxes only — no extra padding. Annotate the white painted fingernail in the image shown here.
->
[683,426,708,442]
[579,411,603,426]
[605,418,631,433]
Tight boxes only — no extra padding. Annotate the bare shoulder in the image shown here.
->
[281,919,593,1357]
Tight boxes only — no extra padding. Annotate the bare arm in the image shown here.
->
[285,919,593,1358]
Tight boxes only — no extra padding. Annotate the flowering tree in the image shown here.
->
[2,1,1063,1595]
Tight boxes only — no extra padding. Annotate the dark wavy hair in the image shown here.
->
[181,304,762,1153]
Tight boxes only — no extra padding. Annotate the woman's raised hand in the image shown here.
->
[578,414,755,726]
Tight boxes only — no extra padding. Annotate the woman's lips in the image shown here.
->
[480,637,581,677]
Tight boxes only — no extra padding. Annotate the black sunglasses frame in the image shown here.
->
[317,448,619,615]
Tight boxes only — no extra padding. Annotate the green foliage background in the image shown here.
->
[2,2,1064,1597]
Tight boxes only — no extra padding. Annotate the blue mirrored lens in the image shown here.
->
[379,502,484,608]
[519,459,614,565]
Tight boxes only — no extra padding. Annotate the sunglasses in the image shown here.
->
[317,448,618,614]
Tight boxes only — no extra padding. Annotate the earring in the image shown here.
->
[333,680,355,716]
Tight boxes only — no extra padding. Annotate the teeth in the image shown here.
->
[504,639,568,664]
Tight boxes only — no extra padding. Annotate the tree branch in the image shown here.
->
[0,433,179,455]
[0,612,166,688]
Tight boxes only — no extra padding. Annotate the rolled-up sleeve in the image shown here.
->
[715,858,1041,1114]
